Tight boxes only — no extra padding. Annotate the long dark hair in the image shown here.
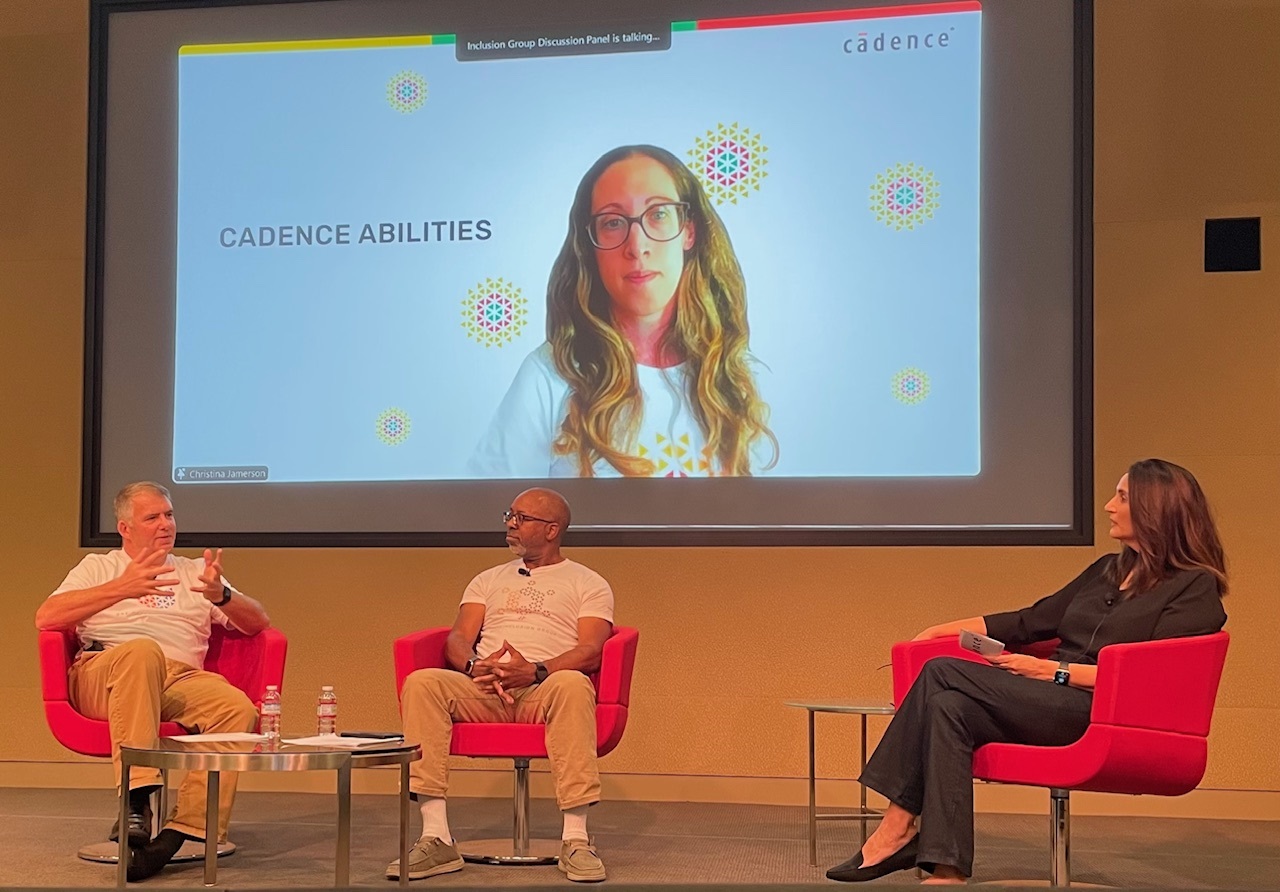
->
[1110,459,1228,596]
[544,144,777,476]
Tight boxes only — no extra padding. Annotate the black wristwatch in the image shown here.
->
[215,585,233,607]
[533,662,549,684]
[1053,660,1071,686]
[464,657,478,677]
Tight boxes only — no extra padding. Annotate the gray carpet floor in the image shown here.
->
[1,787,1277,888]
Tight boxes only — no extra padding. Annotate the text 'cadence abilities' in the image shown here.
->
[218,220,493,248]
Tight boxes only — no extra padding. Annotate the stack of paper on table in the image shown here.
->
[169,732,268,742]
[282,734,404,748]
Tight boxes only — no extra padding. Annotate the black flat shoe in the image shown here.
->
[825,850,864,880]
[826,836,918,882]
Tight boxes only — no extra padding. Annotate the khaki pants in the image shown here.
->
[400,668,600,811]
[67,637,258,841]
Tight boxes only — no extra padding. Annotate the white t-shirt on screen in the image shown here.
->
[469,343,723,478]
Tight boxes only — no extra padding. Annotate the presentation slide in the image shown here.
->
[173,3,981,484]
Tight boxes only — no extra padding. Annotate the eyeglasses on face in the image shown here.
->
[503,509,554,526]
[586,202,689,250]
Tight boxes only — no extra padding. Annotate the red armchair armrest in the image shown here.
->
[1090,631,1229,736]
[891,635,1062,707]
[394,627,450,696]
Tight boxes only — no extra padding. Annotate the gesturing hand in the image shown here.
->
[987,653,1055,681]
[120,548,179,599]
[191,548,226,602]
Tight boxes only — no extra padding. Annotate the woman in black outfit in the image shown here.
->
[827,459,1228,884]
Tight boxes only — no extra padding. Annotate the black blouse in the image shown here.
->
[983,554,1227,665]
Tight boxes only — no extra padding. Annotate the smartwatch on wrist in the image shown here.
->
[464,657,478,677]
[1053,660,1071,686]
[215,585,232,607]
[533,662,549,684]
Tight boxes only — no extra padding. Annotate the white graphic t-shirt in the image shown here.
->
[49,550,238,669]
[469,342,768,477]
[461,559,614,664]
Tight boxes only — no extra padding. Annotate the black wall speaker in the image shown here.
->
[1204,217,1261,272]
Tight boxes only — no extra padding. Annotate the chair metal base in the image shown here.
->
[77,839,237,864]
[458,837,560,865]
[977,881,1110,888]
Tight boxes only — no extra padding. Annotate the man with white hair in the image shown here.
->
[389,487,614,883]
[36,481,271,880]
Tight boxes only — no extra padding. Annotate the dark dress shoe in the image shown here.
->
[825,850,864,880]
[826,836,919,882]
[108,802,154,848]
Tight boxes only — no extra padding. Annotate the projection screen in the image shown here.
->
[82,0,1093,546]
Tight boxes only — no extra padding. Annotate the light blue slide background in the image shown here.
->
[174,8,980,481]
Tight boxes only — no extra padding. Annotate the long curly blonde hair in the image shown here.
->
[545,145,778,477]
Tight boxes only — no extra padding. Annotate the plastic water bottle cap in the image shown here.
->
[322,686,334,691]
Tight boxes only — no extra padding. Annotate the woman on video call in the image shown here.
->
[470,143,777,478]
[827,458,1228,884]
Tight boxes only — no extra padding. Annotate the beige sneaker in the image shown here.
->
[385,837,464,881]
[558,837,606,882]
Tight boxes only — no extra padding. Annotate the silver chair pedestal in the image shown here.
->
[77,840,237,864]
[78,771,236,864]
[456,757,560,866]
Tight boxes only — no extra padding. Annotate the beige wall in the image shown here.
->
[2,0,1277,816]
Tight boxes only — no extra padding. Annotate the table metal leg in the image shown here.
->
[117,759,131,887]
[205,770,219,886]
[808,710,817,866]
[158,769,169,837]
[399,762,410,887]
[336,758,351,887]
[859,714,869,846]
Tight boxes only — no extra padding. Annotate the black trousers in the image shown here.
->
[858,657,1093,876]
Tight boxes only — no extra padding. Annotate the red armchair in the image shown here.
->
[393,625,638,864]
[41,626,288,755]
[890,631,1229,885]
[39,626,288,861]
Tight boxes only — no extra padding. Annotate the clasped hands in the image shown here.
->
[122,547,226,603]
[468,640,535,704]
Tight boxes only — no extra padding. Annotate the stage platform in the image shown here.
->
[1,788,1276,888]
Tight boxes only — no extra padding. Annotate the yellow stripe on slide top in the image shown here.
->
[179,35,437,56]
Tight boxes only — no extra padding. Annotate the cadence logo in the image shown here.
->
[843,26,955,54]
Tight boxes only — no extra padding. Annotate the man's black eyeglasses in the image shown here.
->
[503,509,554,525]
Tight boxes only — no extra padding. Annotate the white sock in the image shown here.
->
[419,797,452,845]
[562,805,589,841]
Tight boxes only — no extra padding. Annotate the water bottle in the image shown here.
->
[259,685,281,740]
[316,685,338,736]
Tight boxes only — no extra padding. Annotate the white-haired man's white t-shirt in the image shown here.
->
[49,550,238,669]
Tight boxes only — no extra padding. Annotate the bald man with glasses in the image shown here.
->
[389,488,615,883]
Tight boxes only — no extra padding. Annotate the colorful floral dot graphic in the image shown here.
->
[376,408,412,445]
[892,368,931,405]
[386,71,427,113]
[139,594,176,610]
[461,277,528,347]
[870,163,941,230]
[687,123,769,205]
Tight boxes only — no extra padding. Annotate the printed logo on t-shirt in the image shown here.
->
[501,584,555,619]
[636,431,714,477]
[139,594,177,609]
